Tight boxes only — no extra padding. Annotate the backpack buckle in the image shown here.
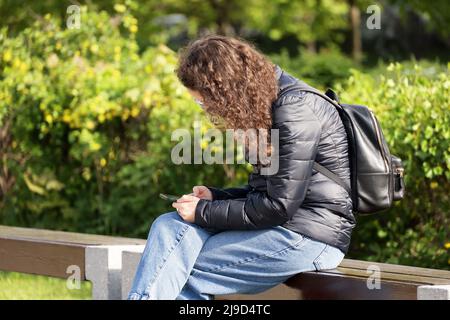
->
[396,167,404,177]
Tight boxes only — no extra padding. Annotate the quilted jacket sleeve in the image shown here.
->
[194,94,322,230]
[207,186,252,200]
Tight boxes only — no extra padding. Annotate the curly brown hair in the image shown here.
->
[176,35,278,134]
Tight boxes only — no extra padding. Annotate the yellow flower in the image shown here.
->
[90,44,99,54]
[90,142,101,151]
[82,168,91,181]
[130,107,140,117]
[129,25,138,33]
[430,181,438,189]
[3,50,12,62]
[12,58,22,68]
[100,158,107,167]
[45,114,53,124]
[143,95,152,107]
[86,120,95,130]
[62,113,71,123]
[19,61,28,73]
[122,109,130,121]
[445,242,450,249]
[114,4,126,13]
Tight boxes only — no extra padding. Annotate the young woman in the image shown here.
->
[128,35,355,300]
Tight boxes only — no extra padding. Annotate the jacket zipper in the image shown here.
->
[369,110,389,173]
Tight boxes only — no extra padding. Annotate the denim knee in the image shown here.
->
[150,211,186,232]
[153,211,181,225]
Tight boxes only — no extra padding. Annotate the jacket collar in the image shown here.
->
[274,64,291,96]
[275,64,283,81]
[274,64,301,95]
[272,65,285,109]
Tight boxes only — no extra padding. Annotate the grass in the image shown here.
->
[0,271,91,300]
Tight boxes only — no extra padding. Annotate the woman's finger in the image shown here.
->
[193,186,201,196]
[177,194,197,202]
[172,202,180,209]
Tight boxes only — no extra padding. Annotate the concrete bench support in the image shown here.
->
[121,247,146,299]
[417,285,450,300]
[85,245,145,300]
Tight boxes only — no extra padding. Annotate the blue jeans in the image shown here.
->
[128,211,345,300]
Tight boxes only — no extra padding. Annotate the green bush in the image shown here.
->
[336,62,450,269]
[270,48,357,88]
[0,7,448,270]
[0,8,246,237]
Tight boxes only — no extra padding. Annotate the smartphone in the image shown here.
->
[159,193,180,202]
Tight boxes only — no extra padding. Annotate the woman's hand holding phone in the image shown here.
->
[172,195,200,223]
[192,185,213,200]
[171,186,212,223]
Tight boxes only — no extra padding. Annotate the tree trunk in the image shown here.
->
[209,0,235,36]
[349,0,362,62]
[307,41,317,53]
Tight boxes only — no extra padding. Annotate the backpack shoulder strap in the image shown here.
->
[290,81,344,110]
[278,82,351,194]
[313,162,351,194]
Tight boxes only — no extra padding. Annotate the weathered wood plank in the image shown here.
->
[286,272,419,300]
[0,225,146,280]
[339,259,450,280]
[0,225,146,246]
[323,267,450,285]
[217,283,302,300]
[0,238,86,279]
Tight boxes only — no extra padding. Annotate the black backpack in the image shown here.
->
[281,82,406,214]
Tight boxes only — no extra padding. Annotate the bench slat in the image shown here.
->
[0,238,86,279]
[0,226,146,280]
[286,272,419,300]
[339,259,450,280]
[0,225,146,246]
[315,267,450,285]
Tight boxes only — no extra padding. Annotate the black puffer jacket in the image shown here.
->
[195,65,356,254]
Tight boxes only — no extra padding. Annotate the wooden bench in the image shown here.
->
[0,225,145,299]
[1,225,449,300]
[121,248,450,300]
[219,259,450,300]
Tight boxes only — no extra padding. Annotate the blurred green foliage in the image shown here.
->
[270,48,357,88]
[1,0,449,60]
[337,63,450,269]
[0,4,448,271]
[0,8,245,236]
[0,0,352,48]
